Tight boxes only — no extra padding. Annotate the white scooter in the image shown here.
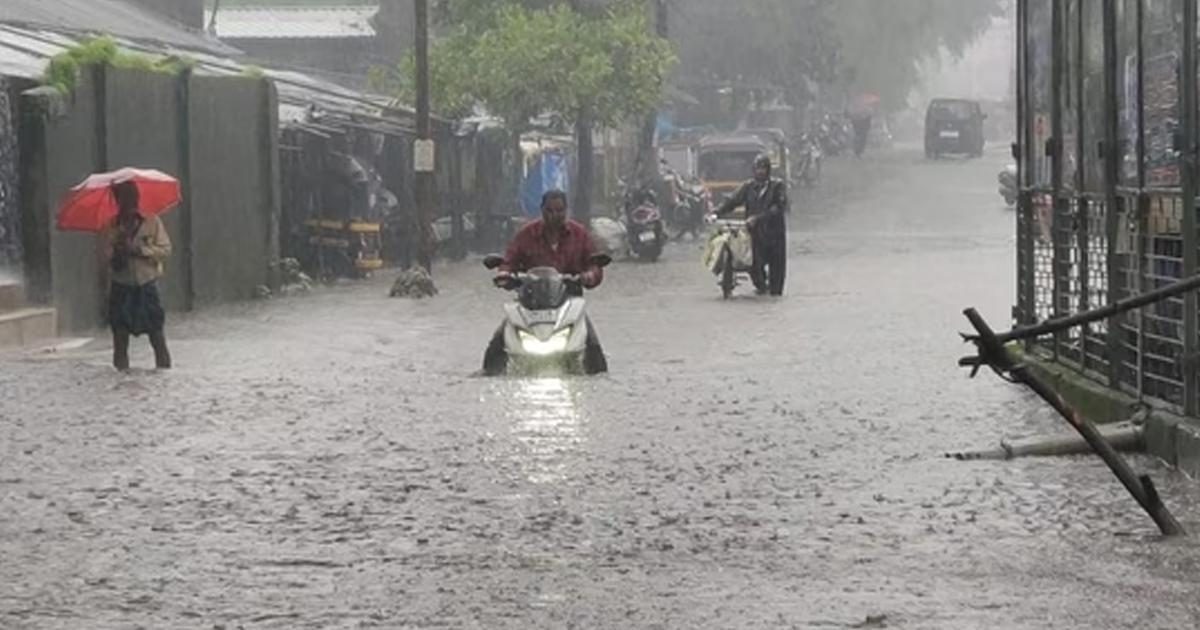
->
[481,254,612,376]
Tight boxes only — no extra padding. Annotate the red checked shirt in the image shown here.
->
[500,219,604,288]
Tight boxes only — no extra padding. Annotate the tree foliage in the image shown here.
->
[374,0,674,131]
[828,0,1005,106]
[669,0,1005,109]
[43,36,196,94]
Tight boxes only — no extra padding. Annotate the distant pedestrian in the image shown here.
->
[100,181,172,371]
[851,112,872,158]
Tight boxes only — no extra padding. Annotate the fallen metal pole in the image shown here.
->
[962,307,1186,536]
[947,421,1144,461]
[973,273,1200,345]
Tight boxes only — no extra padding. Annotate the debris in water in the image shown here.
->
[390,267,438,299]
[258,258,314,299]
[851,614,889,628]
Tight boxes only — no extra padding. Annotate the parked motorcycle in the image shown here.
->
[819,114,853,157]
[672,183,712,240]
[481,254,612,376]
[658,164,712,240]
[622,188,667,262]
[793,132,823,188]
[998,164,1017,207]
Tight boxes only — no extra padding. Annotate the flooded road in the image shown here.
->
[4,147,1200,629]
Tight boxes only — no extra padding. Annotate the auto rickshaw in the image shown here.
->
[737,127,790,183]
[696,134,770,212]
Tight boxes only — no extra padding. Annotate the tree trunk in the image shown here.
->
[574,108,594,227]
[635,113,657,189]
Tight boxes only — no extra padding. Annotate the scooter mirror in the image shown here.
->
[591,254,613,268]
[482,254,505,270]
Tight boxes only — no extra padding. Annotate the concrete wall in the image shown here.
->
[0,78,23,281]
[188,75,277,305]
[105,66,191,311]
[19,66,280,332]
[20,70,105,332]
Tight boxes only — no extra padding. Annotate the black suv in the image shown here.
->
[924,98,985,158]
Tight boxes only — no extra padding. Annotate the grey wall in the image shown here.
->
[19,66,280,332]
[20,70,104,332]
[188,75,277,305]
[0,77,24,280]
[105,66,191,311]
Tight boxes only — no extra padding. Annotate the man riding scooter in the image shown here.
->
[483,190,608,375]
[711,154,789,296]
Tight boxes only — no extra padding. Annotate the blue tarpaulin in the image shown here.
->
[520,150,570,217]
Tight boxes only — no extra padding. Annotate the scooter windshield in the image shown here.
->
[519,268,569,310]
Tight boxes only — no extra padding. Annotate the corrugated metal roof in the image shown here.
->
[207,7,378,40]
[0,0,236,55]
[0,22,434,129]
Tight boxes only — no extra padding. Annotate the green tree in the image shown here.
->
[375,0,674,222]
[668,0,1003,114]
[827,0,1004,107]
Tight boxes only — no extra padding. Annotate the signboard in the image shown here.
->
[414,139,436,173]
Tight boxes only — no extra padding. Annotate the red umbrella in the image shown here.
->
[56,167,182,232]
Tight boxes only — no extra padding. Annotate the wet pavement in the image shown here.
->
[5,147,1200,629]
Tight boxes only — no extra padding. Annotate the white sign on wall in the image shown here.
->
[414,139,436,173]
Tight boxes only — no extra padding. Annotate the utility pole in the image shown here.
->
[635,0,667,189]
[414,0,435,273]
[569,0,594,226]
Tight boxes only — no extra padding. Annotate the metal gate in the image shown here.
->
[1015,0,1200,415]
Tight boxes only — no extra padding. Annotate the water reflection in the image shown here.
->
[507,377,584,484]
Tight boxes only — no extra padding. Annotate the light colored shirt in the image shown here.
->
[99,214,172,286]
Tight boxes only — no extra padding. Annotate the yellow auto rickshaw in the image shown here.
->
[739,127,790,183]
[696,134,770,213]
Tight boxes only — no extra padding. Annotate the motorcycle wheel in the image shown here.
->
[720,247,735,300]
[640,235,663,262]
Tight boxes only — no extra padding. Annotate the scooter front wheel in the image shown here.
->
[720,247,735,300]
[639,241,663,262]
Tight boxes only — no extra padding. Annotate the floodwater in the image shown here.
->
[4,146,1200,629]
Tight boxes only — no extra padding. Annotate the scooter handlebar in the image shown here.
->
[494,272,583,290]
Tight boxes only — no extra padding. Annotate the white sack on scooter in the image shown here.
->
[703,229,753,274]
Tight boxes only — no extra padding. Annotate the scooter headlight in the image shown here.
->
[519,327,572,356]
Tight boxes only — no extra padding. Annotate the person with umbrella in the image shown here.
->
[100,181,172,370]
[59,168,180,370]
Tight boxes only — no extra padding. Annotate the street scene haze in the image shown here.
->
[4,0,1200,628]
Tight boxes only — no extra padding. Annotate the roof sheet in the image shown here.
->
[697,135,769,150]
[0,0,235,55]
[0,22,427,129]
[207,7,378,40]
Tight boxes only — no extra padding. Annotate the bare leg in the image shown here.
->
[113,331,131,371]
[149,330,171,369]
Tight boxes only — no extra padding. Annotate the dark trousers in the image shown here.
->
[852,116,872,157]
[113,329,171,371]
[108,281,170,370]
[750,231,787,296]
